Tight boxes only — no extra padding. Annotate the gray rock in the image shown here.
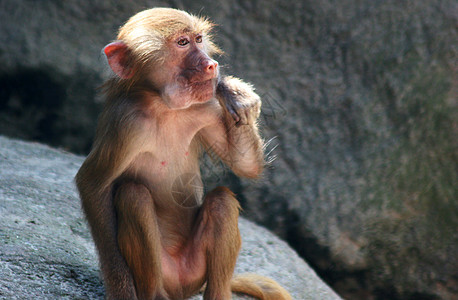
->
[0,136,340,300]
[0,1,457,298]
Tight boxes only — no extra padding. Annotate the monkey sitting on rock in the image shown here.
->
[76,7,291,300]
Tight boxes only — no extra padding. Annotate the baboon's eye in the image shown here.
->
[177,37,190,46]
[195,35,203,43]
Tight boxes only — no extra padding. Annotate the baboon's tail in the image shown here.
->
[231,273,292,300]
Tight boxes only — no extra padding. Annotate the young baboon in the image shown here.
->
[76,7,291,300]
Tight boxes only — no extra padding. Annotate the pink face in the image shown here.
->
[104,32,219,110]
[150,33,219,109]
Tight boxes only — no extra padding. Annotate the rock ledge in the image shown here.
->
[0,136,340,300]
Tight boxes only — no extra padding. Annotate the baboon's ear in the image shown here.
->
[103,41,134,79]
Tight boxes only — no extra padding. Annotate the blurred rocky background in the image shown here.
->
[0,1,456,299]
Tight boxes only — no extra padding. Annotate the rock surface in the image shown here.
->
[0,136,340,299]
[0,1,457,299]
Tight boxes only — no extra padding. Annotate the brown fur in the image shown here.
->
[75,7,291,300]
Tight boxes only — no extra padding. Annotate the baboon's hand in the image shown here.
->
[216,76,261,126]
